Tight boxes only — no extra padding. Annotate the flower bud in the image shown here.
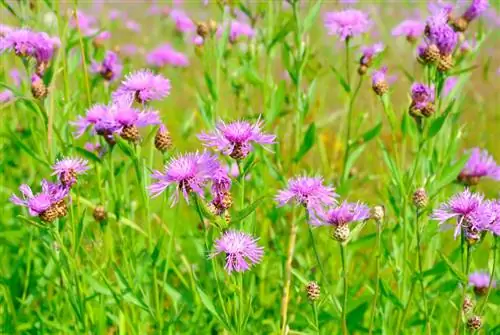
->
[462,296,474,314]
[31,74,48,100]
[466,316,482,331]
[154,124,172,153]
[332,224,350,243]
[93,205,107,222]
[412,187,428,209]
[306,281,320,302]
[371,205,385,223]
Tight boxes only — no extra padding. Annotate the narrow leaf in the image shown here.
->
[293,123,316,162]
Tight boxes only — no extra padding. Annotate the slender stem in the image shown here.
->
[396,281,416,334]
[454,240,472,335]
[340,243,348,335]
[478,238,498,314]
[280,209,298,335]
[238,272,244,333]
[368,222,382,335]
[345,38,351,88]
[416,211,430,334]
[312,302,319,334]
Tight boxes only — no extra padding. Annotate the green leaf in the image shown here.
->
[267,18,295,52]
[330,66,350,93]
[303,0,322,33]
[114,136,135,159]
[427,101,455,139]
[293,123,316,162]
[379,279,404,309]
[344,144,366,180]
[196,286,227,327]
[439,252,467,283]
[430,154,469,196]
[266,81,285,124]
[230,196,268,224]
[5,130,51,168]
[357,122,382,144]
[204,72,218,101]
[448,65,479,76]
[75,147,101,163]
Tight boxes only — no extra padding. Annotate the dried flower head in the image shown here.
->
[466,315,482,331]
[459,148,500,185]
[31,74,47,100]
[323,10,372,40]
[211,230,263,274]
[52,157,90,187]
[306,281,321,302]
[410,83,435,117]
[413,187,428,209]
[371,205,385,222]
[198,118,275,160]
[93,205,107,222]
[112,69,171,104]
[154,124,172,153]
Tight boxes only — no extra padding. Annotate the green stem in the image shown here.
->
[368,222,382,335]
[416,211,430,334]
[454,240,472,335]
[478,238,498,314]
[280,208,298,335]
[345,38,351,88]
[340,243,348,335]
[312,302,320,334]
[396,281,416,334]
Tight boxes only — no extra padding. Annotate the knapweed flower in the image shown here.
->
[154,124,172,153]
[459,148,500,185]
[93,31,111,48]
[321,201,370,242]
[91,51,123,81]
[462,0,489,23]
[372,66,389,96]
[169,9,195,33]
[360,43,384,66]
[31,74,47,100]
[392,19,426,43]
[469,271,496,295]
[323,9,372,41]
[52,157,90,187]
[69,10,98,36]
[212,230,263,274]
[431,189,487,239]
[146,44,189,68]
[276,176,338,223]
[72,103,118,141]
[198,118,275,160]
[125,20,141,33]
[218,20,255,43]
[110,98,161,142]
[410,83,435,117]
[149,151,223,204]
[112,69,171,103]
[425,11,458,56]
[10,180,69,222]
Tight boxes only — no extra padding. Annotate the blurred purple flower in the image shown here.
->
[10,180,68,218]
[120,44,139,57]
[218,20,255,43]
[69,10,98,36]
[91,51,123,81]
[459,148,500,184]
[469,271,496,295]
[0,90,14,103]
[198,118,275,160]
[442,76,458,97]
[323,9,372,41]
[392,19,426,42]
[72,103,116,138]
[108,9,124,21]
[0,24,13,37]
[52,157,90,187]
[146,44,189,68]
[113,69,171,103]
[192,35,204,46]
[212,230,263,274]
[425,11,458,55]
[320,201,370,226]
[169,9,195,33]
[428,0,454,16]
[93,31,111,46]
[360,42,384,65]
[372,66,388,87]
[125,20,141,33]
[462,0,489,22]
[10,69,21,86]
[411,83,435,109]
[149,151,223,204]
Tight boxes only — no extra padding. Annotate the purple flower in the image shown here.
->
[431,189,487,238]
[192,35,204,46]
[428,1,454,16]
[442,76,458,97]
[411,83,435,109]
[52,157,90,187]
[10,180,68,218]
[276,176,338,223]
[149,151,223,204]
[463,0,489,22]
[425,11,458,55]
[198,118,275,160]
[69,10,98,36]
[113,69,171,104]
[392,20,426,42]
[108,9,124,21]
[459,148,500,184]
[212,230,263,274]
[91,51,123,81]
[146,44,189,68]
[323,10,372,40]
[125,20,141,33]
[218,20,256,43]
[120,44,139,58]
[360,43,384,65]
[320,201,371,227]
[0,24,13,37]
[93,31,111,47]
[111,98,161,141]
[72,103,116,138]
[372,66,388,86]
[469,271,496,295]
[0,90,14,103]
[169,9,195,33]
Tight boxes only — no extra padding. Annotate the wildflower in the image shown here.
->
[0,24,13,37]
[424,11,458,71]
[31,74,47,100]
[111,98,161,142]
[413,187,429,209]
[93,31,111,48]
[458,148,500,185]
[463,296,474,314]
[125,20,141,33]
[149,151,223,204]
[91,51,122,81]
[323,9,372,41]
[72,103,119,143]
[359,43,384,68]
[218,20,255,43]
[154,124,172,153]
[306,281,321,302]
[119,44,139,58]
[276,176,338,223]
[453,0,489,32]
[169,9,195,33]
[211,230,263,274]
[10,180,69,222]
[112,69,171,104]
[409,83,435,117]
[466,316,482,331]
[469,271,496,296]
[322,201,370,242]
[392,19,426,43]
[146,44,189,68]
[52,157,90,187]
[371,66,389,96]
[198,118,275,160]
[371,205,385,222]
[0,90,14,103]
[442,76,458,97]
[69,10,98,36]
[431,189,487,239]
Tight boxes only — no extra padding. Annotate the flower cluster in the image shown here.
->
[212,230,264,274]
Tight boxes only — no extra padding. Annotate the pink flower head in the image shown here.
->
[411,83,435,109]
[372,66,388,86]
[169,9,195,33]
[125,20,141,33]
[431,189,489,238]
[462,0,489,22]
[321,201,371,227]
[469,271,496,294]
[276,176,338,223]
[218,20,255,43]
[69,10,98,36]
[198,118,275,160]
[113,69,171,103]
[459,148,500,183]
[392,19,426,41]
[91,51,123,81]
[94,31,111,45]
[146,44,189,68]
[360,42,384,65]
[149,151,223,205]
[10,180,68,217]
[72,104,117,139]
[0,90,14,103]
[111,97,161,131]
[323,9,372,40]
[425,11,458,55]
[212,230,263,274]
[52,157,90,187]
[0,28,60,66]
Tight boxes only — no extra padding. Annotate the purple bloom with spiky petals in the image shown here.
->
[146,44,189,68]
[91,51,122,81]
[320,201,370,227]
[323,9,372,41]
[72,103,117,138]
[392,19,426,42]
[425,11,458,55]
[212,230,263,274]
[149,151,223,204]
[169,9,195,33]
[276,176,338,223]
[69,10,98,36]
[431,189,487,238]
[0,89,14,103]
[360,42,384,65]
[111,97,161,138]
[0,24,13,37]
[459,148,500,184]
[198,118,275,160]
[10,180,68,217]
[0,28,60,66]
[52,157,90,187]
[113,69,171,104]
[372,66,388,86]
[463,0,489,22]
[218,20,256,43]
[469,271,496,295]
[411,83,435,109]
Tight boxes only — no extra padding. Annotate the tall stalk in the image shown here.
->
[368,221,382,334]
[280,209,298,335]
[416,210,430,334]
[339,243,348,335]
